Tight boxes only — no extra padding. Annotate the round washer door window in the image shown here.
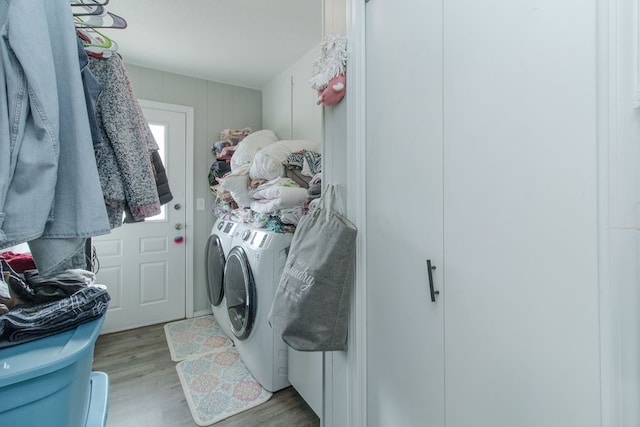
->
[224,246,255,340]
[204,234,226,306]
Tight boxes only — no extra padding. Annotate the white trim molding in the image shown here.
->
[346,0,367,426]
[596,0,616,423]
[597,0,640,425]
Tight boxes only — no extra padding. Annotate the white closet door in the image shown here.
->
[365,1,444,426]
[443,1,601,426]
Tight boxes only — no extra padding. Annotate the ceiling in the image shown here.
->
[96,0,323,90]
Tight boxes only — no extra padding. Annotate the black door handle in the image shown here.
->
[427,259,439,302]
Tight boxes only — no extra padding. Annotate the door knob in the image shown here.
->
[174,203,182,210]
[175,223,183,230]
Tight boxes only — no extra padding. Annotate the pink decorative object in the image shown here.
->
[317,73,346,106]
[310,34,348,107]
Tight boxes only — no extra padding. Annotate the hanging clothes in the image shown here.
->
[124,150,174,224]
[77,37,104,148]
[0,0,111,277]
[89,53,162,228]
[151,150,174,205]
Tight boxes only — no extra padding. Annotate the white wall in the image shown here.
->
[262,46,322,142]
[123,64,263,314]
[261,43,325,421]
[262,3,351,423]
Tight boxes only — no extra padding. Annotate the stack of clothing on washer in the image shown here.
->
[212,129,321,229]
[208,127,253,185]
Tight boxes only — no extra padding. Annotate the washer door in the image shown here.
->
[204,234,226,306]
[224,246,255,340]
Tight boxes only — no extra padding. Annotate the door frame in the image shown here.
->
[596,0,639,426]
[139,99,195,319]
[345,1,367,426]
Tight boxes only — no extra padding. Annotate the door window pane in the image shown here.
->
[146,123,167,222]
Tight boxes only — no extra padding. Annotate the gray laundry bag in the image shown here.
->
[268,185,357,351]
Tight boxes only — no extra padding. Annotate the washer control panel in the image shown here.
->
[242,229,269,248]
[217,220,238,237]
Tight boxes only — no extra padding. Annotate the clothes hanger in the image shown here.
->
[72,0,124,58]
[71,5,104,16]
[74,11,127,30]
[70,0,110,6]
[77,27,118,58]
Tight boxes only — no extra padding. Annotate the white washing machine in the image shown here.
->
[205,218,244,339]
[223,226,293,392]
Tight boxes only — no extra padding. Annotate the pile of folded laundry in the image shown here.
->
[208,129,322,230]
[0,251,109,348]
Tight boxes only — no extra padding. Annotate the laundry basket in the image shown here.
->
[0,315,109,427]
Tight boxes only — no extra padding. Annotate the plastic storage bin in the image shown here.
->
[0,315,108,427]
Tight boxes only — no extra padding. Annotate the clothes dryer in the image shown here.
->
[223,227,293,392]
[205,218,243,339]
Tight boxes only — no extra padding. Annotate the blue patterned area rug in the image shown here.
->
[164,315,233,362]
[176,347,272,426]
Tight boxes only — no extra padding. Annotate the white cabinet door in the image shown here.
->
[365,1,602,426]
[442,1,601,426]
[365,1,445,426]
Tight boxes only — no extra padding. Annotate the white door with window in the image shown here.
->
[95,100,193,334]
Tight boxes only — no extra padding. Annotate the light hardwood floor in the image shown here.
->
[93,322,320,427]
